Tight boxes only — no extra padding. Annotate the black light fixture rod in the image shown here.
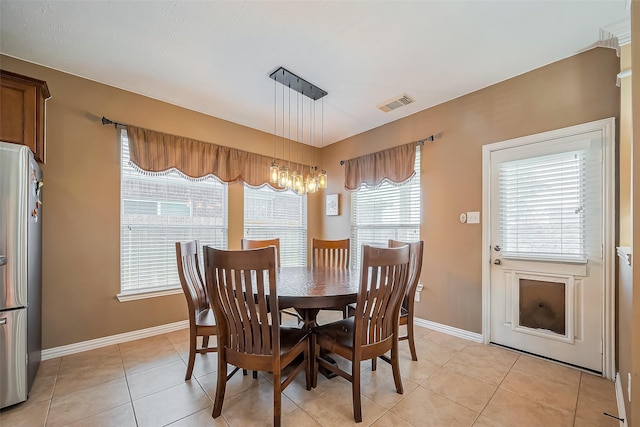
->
[101,116,127,128]
[339,134,435,165]
[269,67,327,101]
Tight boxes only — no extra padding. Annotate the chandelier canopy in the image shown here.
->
[269,67,327,194]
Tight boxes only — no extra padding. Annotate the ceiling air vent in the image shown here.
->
[377,93,414,112]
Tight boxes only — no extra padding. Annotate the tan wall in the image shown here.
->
[322,47,620,333]
[0,54,322,349]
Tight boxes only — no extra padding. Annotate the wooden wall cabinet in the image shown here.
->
[0,70,51,163]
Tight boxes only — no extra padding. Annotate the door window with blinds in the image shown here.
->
[120,130,228,296]
[244,185,307,266]
[497,144,600,263]
[351,147,420,268]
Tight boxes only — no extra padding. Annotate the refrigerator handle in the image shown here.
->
[0,318,6,325]
[0,255,6,267]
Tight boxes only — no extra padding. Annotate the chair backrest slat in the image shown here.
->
[388,240,424,310]
[312,238,350,268]
[176,240,209,315]
[206,246,279,356]
[354,245,410,346]
[241,238,281,268]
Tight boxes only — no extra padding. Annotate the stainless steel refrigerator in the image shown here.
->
[0,141,42,409]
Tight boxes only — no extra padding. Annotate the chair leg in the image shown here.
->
[391,345,404,395]
[407,315,418,361]
[273,371,282,427]
[202,335,209,349]
[212,352,227,418]
[371,356,377,371]
[185,331,197,380]
[352,360,362,423]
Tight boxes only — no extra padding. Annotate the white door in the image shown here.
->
[486,122,613,373]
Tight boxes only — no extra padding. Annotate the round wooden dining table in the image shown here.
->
[276,266,361,328]
[275,266,361,380]
[277,267,360,306]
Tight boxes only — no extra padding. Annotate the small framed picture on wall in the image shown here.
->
[326,193,339,216]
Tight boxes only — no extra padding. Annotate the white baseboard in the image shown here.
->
[42,317,482,361]
[615,372,629,427]
[414,317,483,343]
[41,320,189,360]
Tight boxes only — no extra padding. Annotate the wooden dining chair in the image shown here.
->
[347,239,425,369]
[312,238,351,318]
[389,239,424,362]
[241,238,281,267]
[175,240,217,380]
[312,238,350,268]
[312,244,410,423]
[204,246,311,427]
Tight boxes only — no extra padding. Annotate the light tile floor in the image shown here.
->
[1,314,621,427]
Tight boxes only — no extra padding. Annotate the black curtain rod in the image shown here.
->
[339,135,434,166]
[101,116,127,128]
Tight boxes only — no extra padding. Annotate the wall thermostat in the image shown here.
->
[459,213,467,223]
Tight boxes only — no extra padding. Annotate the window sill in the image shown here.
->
[117,288,183,302]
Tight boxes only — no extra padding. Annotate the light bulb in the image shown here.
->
[306,175,317,193]
[270,162,279,183]
[293,172,303,192]
[318,170,327,189]
[278,166,289,188]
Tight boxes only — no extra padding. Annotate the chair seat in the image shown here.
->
[196,308,216,328]
[280,327,309,354]
[314,317,355,349]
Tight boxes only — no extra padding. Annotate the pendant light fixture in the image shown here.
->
[317,97,327,189]
[269,78,279,184]
[269,67,327,194]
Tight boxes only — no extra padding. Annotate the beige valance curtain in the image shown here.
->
[126,125,278,187]
[344,142,417,191]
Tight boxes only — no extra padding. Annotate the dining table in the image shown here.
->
[275,266,361,380]
[275,266,361,329]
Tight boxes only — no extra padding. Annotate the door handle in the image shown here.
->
[493,259,502,265]
[0,255,6,267]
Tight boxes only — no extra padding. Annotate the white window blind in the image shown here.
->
[244,185,307,267]
[498,149,594,262]
[120,130,228,294]
[351,146,421,268]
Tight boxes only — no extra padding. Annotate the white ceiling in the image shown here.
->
[0,1,630,146]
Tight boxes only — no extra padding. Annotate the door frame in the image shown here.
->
[481,117,616,379]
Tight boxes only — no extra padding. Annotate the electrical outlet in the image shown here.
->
[415,283,423,301]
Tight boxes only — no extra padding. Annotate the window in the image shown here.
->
[498,149,593,262]
[351,147,421,268]
[244,185,307,266]
[120,130,228,296]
